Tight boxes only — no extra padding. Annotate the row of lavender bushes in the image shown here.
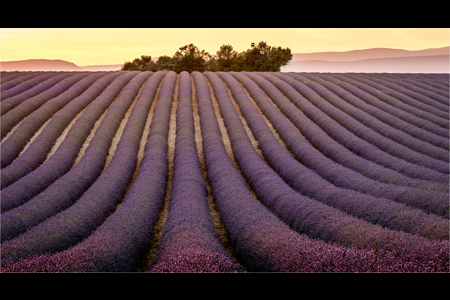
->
[318,73,449,139]
[289,72,449,163]
[370,73,449,100]
[0,71,147,242]
[1,71,176,272]
[1,71,448,272]
[260,72,448,186]
[288,72,449,149]
[272,72,448,172]
[338,73,449,126]
[1,72,87,137]
[233,72,449,218]
[217,71,448,239]
[353,73,449,112]
[1,71,165,261]
[207,71,448,262]
[151,71,244,272]
[1,72,60,98]
[1,72,123,189]
[1,72,107,168]
[190,71,448,272]
[0,71,139,213]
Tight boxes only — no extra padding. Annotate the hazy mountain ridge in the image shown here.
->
[1,47,449,72]
[289,46,449,62]
[281,46,449,73]
[0,59,122,72]
[281,54,450,73]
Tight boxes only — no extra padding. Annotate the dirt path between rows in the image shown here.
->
[3,72,298,271]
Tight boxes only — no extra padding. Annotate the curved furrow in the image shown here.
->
[207,71,447,252]
[1,72,107,168]
[308,73,449,144]
[1,72,79,116]
[188,71,448,272]
[0,71,140,214]
[368,73,449,100]
[323,73,448,138]
[0,72,124,189]
[0,71,175,272]
[151,71,244,272]
[284,73,449,171]
[341,73,449,123]
[0,71,448,273]
[1,72,32,85]
[232,72,449,217]
[358,73,449,109]
[327,73,449,134]
[262,72,448,185]
[1,73,91,139]
[0,72,150,243]
[225,71,448,233]
[0,72,50,94]
[0,72,166,261]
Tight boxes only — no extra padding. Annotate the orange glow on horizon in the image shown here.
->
[1,28,449,66]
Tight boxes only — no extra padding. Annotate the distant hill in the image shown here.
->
[282,47,450,73]
[0,59,122,72]
[0,59,84,71]
[289,46,450,62]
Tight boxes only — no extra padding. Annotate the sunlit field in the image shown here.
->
[1,70,449,272]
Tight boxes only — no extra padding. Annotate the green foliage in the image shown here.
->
[121,41,293,73]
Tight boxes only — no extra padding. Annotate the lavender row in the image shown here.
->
[0,71,149,242]
[261,72,448,186]
[231,72,449,219]
[288,72,449,165]
[1,72,78,116]
[1,72,53,95]
[357,73,449,109]
[282,73,450,172]
[151,71,244,272]
[398,75,450,92]
[0,71,140,214]
[1,72,124,189]
[341,73,449,125]
[307,73,449,146]
[208,71,447,258]
[324,72,449,127]
[1,72,31,85]
[354,72,449,112]
[366,73,449,101]
[330,74,449,127]
[1,72,106,168]
[1,71,176,272]
[319,73,449,139]
[283,72,449,171]
[0,71,165,261]
[223,71,448,237]
[189,71,448,272]
[1,73,90,139]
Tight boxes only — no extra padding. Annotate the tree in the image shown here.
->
[155,55,175,71]
[172,43,211,73]
[121,41,292,72]
[240,41,292,71]
[122,55,156,71]
[216,44,238,71]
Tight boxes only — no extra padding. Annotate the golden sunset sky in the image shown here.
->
[1,28,449,66]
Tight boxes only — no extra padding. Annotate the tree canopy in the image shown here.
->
[121,41,292,73]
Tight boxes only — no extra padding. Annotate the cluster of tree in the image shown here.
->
[121,41,293,73]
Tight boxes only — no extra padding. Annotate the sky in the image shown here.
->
[1,28,449,66]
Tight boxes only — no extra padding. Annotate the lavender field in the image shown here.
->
[0,70,449,272]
